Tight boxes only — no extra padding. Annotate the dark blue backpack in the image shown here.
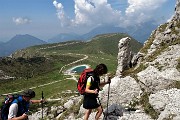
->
[1,94,19,120]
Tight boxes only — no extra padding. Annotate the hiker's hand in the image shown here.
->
[22,113,28,119]
[105,74,112,83]
[40,99,45,103]
[108,78,111,84]
[94,89,98,94]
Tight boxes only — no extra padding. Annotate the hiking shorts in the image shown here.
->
[83,95,100,109]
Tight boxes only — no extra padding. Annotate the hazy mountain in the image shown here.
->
[81,25,126,40]
[48,22,158,43]
[84,22,158,43]
[47,26,126,43]
[0,34,47,57]
[0,41,4,44]
[126,21,158,43]
[47,33,83,43]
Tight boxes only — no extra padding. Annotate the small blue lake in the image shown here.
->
[71,65,87,73]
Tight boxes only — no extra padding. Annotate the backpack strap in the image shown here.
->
[86,76,94,87]
[90,76,94,81]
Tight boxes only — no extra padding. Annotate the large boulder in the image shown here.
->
[99,76,142,107]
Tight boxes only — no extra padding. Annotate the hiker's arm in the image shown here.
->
[100,77,111,87]
[9,114,28,120]
[30,99,43,104]
[85,85,98,94]
[85,77,98,94]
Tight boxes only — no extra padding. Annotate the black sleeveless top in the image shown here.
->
[85,72,100,97]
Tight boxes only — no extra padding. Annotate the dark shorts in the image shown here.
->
[83,94,100,109]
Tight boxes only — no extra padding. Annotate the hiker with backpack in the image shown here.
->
[82,63,111,120]
[1,89,44,120]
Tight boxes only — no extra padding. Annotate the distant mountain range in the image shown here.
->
[47,21,158,43]
[0,34,47,57]
[0,21,158,57]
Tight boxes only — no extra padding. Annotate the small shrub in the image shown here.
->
[122,63,147,77]
[140,92,159,119]
[140,32,155,54]
[168,81,180,89]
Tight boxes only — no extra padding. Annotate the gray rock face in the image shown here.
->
[149,88,180,120]
[137,65,177,93]
[150,45,180,70]
[131,52,144,67]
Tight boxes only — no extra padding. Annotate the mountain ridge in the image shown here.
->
[11,33,142,58]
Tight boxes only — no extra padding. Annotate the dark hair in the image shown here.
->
[21,89,35,98]
[94,63,108,75]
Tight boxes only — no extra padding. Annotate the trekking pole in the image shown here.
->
[104,80,111,120]
[41,91,44,119]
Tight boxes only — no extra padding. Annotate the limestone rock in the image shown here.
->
[149,88,180,120]
[99,76,142,107]
[116,37,132,76]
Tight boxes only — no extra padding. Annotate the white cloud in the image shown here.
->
[73,0,122,27]
[13,17,31,25]
[124,0,168,26]
[53,0,122,28]
[53,0,72,27]
[53,0,169,29]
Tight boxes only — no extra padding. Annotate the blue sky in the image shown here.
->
[0,0,177,42]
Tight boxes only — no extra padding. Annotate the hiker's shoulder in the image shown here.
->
[12,95,23,104]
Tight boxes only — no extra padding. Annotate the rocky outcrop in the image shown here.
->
[116,37,132,77]
[144,1,180,58]
[138,0,180,93]
[0,70,15,80]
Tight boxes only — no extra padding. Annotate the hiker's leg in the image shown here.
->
[95,106,103,120]
[84,109,92,120]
